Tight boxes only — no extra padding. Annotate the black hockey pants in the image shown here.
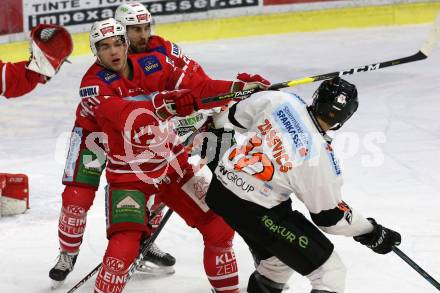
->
[206,175,334,276]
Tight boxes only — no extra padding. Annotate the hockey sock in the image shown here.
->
[94,231,142,293]
[58,186,95,253]
[200,216,239,293]
[204,244,239,293]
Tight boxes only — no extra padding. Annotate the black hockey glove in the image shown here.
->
[353,218,401,254]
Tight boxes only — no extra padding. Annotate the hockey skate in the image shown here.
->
[49,251,78,289]
[136,243,176,276]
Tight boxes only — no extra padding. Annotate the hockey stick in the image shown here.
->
[66,208,173,293]
[392,246,440,291]
[201,12,440,106]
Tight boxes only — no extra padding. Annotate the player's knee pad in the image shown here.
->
[306,251,346,293]
[58,186,96,252]
[247,271,284,293]
[262,209,334,276]
[95,231,142,293]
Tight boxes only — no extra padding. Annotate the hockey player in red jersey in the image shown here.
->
[115,2,210,80]
[50,18,269,292]
[0,24,72,98]
[50,1,269,288]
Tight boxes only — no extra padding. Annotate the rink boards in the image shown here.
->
[0,1,439,62]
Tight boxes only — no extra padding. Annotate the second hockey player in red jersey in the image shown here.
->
[50,2,270,290]
[50,17,270,292]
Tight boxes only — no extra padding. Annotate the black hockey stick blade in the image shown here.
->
[66,208,174,293]
[201,12,440,105]
[66,263,101,293]
[392,246,440,291]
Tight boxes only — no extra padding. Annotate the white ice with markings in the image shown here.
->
[1,23,439,292]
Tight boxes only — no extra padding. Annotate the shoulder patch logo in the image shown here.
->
[97,69,120,84]
[116,196,140,209]
[138,55,162,75]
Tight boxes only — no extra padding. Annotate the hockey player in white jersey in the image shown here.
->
[205,77,401,293]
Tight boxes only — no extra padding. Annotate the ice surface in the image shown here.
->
[1,23,439,292]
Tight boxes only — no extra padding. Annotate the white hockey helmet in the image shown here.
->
[89,18,127,56]
[115,2,152,27]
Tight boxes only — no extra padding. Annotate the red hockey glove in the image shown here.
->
[28,24,73,78]
[232,73,271,92]
[152,89,196,120]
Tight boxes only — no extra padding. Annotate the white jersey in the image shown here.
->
[213,90,373,237]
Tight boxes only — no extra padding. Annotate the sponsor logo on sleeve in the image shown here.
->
[79,86,99,98]
[338,201,353,224]
[97,69,120,84]
[138,55,162,75]
[325,143,342,176]
[171,43,181,57]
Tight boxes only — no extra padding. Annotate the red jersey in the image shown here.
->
[147,35,210,80]
[0,60,44,98]
[75,52,233,184]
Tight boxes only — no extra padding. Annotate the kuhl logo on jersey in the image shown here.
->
[79,86,99,98]
[97,69,120,84]
[138,55,162,75]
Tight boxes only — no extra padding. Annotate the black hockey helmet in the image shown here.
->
[311,77,358,130]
